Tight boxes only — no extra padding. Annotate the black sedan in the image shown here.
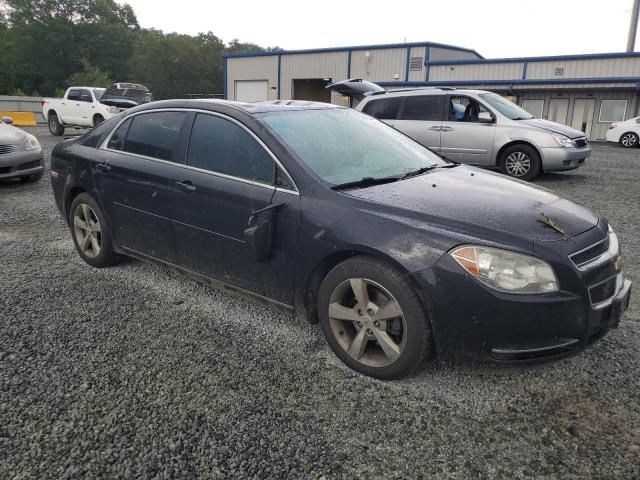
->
[50,100,632,379]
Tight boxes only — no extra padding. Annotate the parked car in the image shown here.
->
[100,82,153,110]
[50,100,631,379]
[0,116,43,182]
[605,116,640,147]
[42,87,118,136]
[328,80,591,181]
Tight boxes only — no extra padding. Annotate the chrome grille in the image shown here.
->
[0,144,18,155]
[574,137,588,148]
[570,237,609,268]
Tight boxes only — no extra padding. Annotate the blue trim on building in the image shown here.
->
[277,55,282,100]
[424,44,430,81]
[427,51,640,66]
[223,56,228,99]
[347,50,352,79]
[405,47,411,81]
[635,82,640,116]
[522,61,528,80]
[375,77,640,87]
[223,41,483,59]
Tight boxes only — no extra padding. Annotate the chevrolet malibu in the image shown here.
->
[50,100,632,379]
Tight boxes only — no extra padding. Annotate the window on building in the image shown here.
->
[598,100,627,123]
[401,95,445,121]
[409,57,423,71]
[187,113,275,184]
[363,98,401,120]
[521,99,545,119]
[122,112,188,161]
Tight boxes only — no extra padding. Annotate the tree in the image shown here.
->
[67,61,113,87]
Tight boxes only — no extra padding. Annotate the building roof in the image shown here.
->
[223,41,483,59]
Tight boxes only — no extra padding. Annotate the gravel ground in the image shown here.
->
[1,127,639,479]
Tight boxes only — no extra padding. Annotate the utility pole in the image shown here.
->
[627,0,640,52]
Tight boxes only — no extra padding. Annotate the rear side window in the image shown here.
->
[81,115,123,148]
[67,89,82,101]
[107,118,131,150]
[186,113,275,184]
[363,98,401,120]
[122,112,188,161]
[400,95,444,121]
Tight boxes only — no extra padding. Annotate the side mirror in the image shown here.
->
[478,111,494,123]
[243,202,287,262]
[1,116,13,124]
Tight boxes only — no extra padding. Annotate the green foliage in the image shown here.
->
[0,0,275,98]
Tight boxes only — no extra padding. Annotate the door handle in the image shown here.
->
[96,163,111,172]
[428,126,441,131]
[441,126,454,132]
[175,180,196,192]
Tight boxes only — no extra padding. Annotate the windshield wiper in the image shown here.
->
[401,165,440,179]
[331,176,400,190]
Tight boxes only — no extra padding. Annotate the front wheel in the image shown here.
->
[317,256,432,380]
[48,114,65,136]
[499,144,541,181]
[69,193,120,268]
[620,132,638,148]
[93,114,104,128]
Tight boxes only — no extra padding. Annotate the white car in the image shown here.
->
[41,87,119,136]
[605,116,640,148]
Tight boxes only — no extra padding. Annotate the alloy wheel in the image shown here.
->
[505,151,531,177]
[328,278,407,367]
[621,133,637,147]
[73,204,102,258]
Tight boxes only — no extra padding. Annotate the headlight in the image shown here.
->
[107,106,118,114]
[24,134,40,151]
[451,245,558,294]
[551,133,575,148]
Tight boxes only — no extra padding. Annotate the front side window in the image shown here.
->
[448,96,491,122]
[80,89,93,103]
[186,114,275,184]
[400,95,444,121]
[599,100,627,123]
[122,112,187,161]
[259,108,445,186]
[363,98,401,120]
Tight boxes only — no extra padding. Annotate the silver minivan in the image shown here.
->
[328,80,591,180]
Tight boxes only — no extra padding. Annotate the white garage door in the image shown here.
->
[235,80,268,103]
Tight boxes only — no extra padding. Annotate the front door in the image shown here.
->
[385,95,444,152]
[547,98,569,125]
[94,111,190,262]
[571,99,596,138]
[439,95,496,165]
[168,112,300,305]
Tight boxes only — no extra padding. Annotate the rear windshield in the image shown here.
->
[258,108,445,186]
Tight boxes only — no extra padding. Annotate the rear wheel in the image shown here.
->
[317,256,432,380]
[69,193,120,268]
[500,144,541,181]
[620,132,638,148]
[48,113,65,136]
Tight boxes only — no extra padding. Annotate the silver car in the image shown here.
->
[0,117,44,182]
[328,80,591,180]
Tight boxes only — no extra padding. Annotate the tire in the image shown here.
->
[19,172,43,182]
[317,256,432,380]
[93,114,104,128]
[48,113,65,136]
[499,144,541,181]
[69,193,120,268]
[619,132,638,148]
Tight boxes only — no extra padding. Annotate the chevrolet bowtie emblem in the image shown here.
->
[538,211,567,238]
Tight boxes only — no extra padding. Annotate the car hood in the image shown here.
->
[518,118,585,139]
[343,165,598,242]
[0,123,27,144]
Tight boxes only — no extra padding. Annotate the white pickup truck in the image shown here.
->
[42,87,120,136]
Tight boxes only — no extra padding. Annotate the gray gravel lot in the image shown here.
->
[1,127,639,479]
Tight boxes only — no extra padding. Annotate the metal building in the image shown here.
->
[224,41,640,140]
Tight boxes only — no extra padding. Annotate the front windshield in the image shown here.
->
[258,108,445,186]
[93,88,106,100]
[480,93,533,120]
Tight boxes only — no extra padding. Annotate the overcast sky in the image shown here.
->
[119,0,639,58]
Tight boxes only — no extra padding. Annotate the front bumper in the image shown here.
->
[540,146,591,172]
[413,247,631,365]
[0,148,43,179]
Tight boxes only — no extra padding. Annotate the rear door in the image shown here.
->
[167,112,300,304]
[386,94,445,152]
[94,111,191,262]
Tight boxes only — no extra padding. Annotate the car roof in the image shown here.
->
[367,88,491,99]
[125,99,342,116]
